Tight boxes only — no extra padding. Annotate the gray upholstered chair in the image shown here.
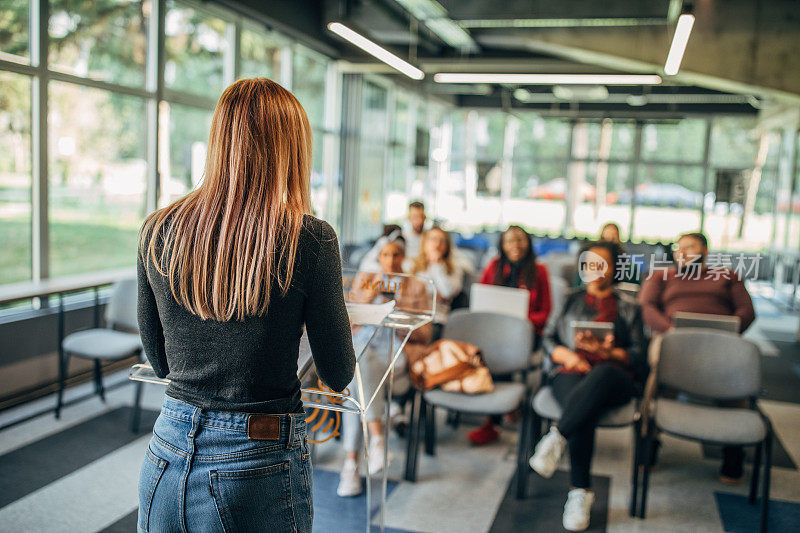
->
[530,354,641,514]
[637,328,772,532]
[404,310,535,499]
[57,278,145,431]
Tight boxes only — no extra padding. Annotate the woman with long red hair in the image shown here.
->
[136,78,355,532]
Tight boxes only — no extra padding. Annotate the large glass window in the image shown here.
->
[633,164,704,242]
[291,46,327,128]
[642,119,707,162]
[352,80,387,242]
[48,81,147,277]
[239,27,283,80]
[0,0,29,61]
[711,117,759,168]
[164,0,230,98]
[49,0,148,87]
[0,72,32,284]
[161,102,212,204]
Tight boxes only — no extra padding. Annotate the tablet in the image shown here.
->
[569,320,615,344]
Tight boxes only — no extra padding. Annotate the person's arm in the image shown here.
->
[479,258,497,285]
[424,262,462,300]
[729,274,756,332]
[638,275,672,333]
[529,265,552,331]
[136,241,169,379]
[304,222,356,393]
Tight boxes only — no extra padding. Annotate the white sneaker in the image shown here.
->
[367,435,393,475]
[562,488,594,531]
[529,426,567,478]
[337,458,362,497]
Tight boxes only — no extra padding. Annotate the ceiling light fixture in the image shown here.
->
[664,13,695,75]
[327,22,424,80]
[432,73,662,85]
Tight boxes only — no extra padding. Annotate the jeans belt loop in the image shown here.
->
[287,414,295,448]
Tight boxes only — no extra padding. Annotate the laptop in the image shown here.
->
[672,311,740,333]
[469,283,529,320]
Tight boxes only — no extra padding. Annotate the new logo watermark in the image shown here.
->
[578,249,609,283]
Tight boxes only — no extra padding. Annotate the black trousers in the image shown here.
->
[552,364,635,488]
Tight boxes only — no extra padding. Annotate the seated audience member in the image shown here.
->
[600,222,622,244]
[638,231,755,333]
[403,200,429,259]
[467,225,552,446]
[529,241,648,532]
[410,227,464,336]
[637,231,756,483]
[358,224,403,272]
[339,237,407,497]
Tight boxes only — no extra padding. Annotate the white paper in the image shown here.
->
[345,300,395,326]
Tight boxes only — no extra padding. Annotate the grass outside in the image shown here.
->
[0,217,140,285]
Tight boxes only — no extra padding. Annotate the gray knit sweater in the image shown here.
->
[137,214,356,414]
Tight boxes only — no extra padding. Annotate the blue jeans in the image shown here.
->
[138,394,312,533]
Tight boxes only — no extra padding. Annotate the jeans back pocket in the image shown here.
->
[209,461,295,533]
[138,445,169,532]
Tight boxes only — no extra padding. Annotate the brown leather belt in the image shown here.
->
[246,414,282,440]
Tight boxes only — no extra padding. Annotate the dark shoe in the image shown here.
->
[467,420,500,446]
[720,447,745,484]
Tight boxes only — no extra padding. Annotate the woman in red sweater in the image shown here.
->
[468,225,551,445]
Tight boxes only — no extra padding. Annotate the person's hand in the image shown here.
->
[597,333,616,359]
[553,345,591,374]
[562,352,591,374]
[575,331,600,352]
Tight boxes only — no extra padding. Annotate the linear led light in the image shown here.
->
[432,73,662,85]
[664,14,695,75]
[327,22,424,80]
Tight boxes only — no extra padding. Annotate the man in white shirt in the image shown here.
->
[402,201,427,260]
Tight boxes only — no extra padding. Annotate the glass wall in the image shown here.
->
[0,0,340,302]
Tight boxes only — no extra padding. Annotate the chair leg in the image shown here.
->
[404,390,422,482]
[638,424,655,519]
[93,359,105,402]
[629,419,642,518]
[424,401,436,456]
[56,352,70,419]
[749,442,762,505]
[760,432,773,533]
[129,381,144,433]
[530,411,542,456]
[516,399,533,499]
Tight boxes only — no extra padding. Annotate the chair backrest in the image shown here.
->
[657,328,761,400]
[442,309,533,375]
[545,275,569,332]
[105,278,139,332]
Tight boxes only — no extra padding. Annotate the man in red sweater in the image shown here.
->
[638,231,756,484]
[638,232,755,334]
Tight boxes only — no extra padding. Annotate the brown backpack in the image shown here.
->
[408,339,494,394]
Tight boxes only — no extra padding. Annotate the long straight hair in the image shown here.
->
[139,78,312,321]
[493,225,538,289]
[411,227,455,275]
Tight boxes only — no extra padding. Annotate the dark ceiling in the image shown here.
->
[216,0,800,116]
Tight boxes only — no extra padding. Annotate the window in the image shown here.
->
[0,72,32,284]
[239,27,283,80]
[161,102,213,204]
[352,80,387,242]
[164,0,230,98]
[291,46,327,128]
[642,119,707,162]
[0,0,29,61]
[711,117,759,168]
[514,115,571,160]
[633,164,704,243]
[48,81,147,277]
[49,0,148,87]
[573,163,632,239]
